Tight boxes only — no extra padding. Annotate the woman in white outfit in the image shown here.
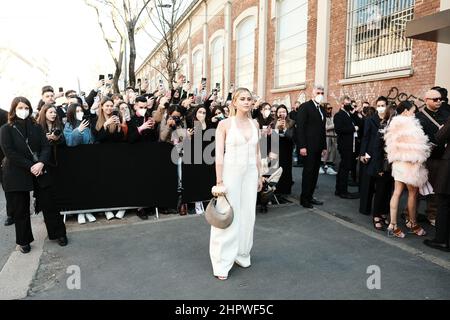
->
[210,88,263,280]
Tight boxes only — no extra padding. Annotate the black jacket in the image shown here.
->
[0,119,50,192]
[127,116,158,143]
[295,100,326,152]
[416,107,450,160]
[334,109,359,151]
[433,116,450,194]
[359,114,388,176]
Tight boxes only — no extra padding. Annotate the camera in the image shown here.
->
[171,116,182,127]
[51,128,62,136]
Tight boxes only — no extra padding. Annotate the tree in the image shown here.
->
[85,0,125,93]
[144,0,190,90]
[85,0,153,89]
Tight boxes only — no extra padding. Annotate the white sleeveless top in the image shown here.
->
[224,117,258,167]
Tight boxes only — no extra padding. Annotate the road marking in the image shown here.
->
[0,215,47,299]
[285,196,450,271]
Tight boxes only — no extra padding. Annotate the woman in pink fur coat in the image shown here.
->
[384,101,431,238]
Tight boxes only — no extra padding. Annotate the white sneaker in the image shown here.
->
[115,210,126,219]
[85,213,96,222]
[195,202,204,214]
[327,167,337,175]
[319,167,325,174]
[77,214,86,224]
[105,211,115,220]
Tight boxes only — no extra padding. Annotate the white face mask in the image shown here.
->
[315,94,324,104]
[16,109,29,120]
[196,114,206,122]
[76,112,84,121]
[137,108,147,117]
[263,110,271,118]
[376,106,386,114]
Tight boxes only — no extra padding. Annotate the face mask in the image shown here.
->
[196,114,206,122]
[376,106,386,114]
[76,112,84,121]
[315,94,324,104]
[136,108,147,117]
[16,109,29,120]
[263,110,271,118]
[343,104,353,112]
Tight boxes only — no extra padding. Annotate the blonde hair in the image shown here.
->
[229,87,253,118]
[95,97,121,133]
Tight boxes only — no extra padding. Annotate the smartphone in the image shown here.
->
[215,83,220,91]
[59,87,64,93]
[137,78,141,84]
[112,110,120,117]
[201,77,207,88]
[108,74,113,80]
[159,79,164,89]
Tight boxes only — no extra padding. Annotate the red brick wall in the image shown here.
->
[327,0,439,111]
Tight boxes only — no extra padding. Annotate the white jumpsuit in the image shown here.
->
[210,117,259,277]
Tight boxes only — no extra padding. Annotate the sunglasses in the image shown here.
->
[427,98,442,102]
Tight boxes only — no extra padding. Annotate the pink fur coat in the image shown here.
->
[384,115,431,187]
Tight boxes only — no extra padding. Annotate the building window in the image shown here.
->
[210,37,224,93]
[192,50,203,90]
[236,16,256,91]
[179,57,188,80]
[345,0,415,78]
[275,0,308,88]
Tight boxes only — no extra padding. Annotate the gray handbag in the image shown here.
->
[205,195,234,229]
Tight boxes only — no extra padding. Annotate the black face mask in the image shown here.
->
[343,104,353,112]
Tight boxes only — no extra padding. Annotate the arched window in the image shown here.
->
[236,16,256,91]
[275,0,308,87]
[210,37,224,92]
[192,49,203,89]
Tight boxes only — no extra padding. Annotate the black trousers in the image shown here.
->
[336,148,353,194]
[372,174,393,217]
[301,150,322,202]
[435,194,450,245]
[5,191,13,218]
[359,164,374,215]
[6,189,66,246]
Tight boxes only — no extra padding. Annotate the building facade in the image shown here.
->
[136,0,450,110]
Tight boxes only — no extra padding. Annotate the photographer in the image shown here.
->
[37,104,65,147]
[0,97,67,253]
[271,105,295,195]
[91,97,126,143]
[127,96,157,143]
[211,106,226,129]
[63,103,93,146]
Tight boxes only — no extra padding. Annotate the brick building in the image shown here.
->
[136,0,450,110]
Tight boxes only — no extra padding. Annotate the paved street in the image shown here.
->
[0,168,449,300]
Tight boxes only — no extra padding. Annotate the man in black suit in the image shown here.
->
[296,85,327,208]
[333,96,361,199]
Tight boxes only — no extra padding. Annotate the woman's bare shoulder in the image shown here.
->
[217,118,232,130]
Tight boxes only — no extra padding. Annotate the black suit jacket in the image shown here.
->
[333,109,358,151]
[416,107,450,160]
[0,120,50,192]
[295,100,326,152]
[127,116,158,143]
[359,114,386,176]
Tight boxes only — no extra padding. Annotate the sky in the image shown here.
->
[0,0,194,110]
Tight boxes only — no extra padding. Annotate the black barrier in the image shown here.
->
[52,142,179,211]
